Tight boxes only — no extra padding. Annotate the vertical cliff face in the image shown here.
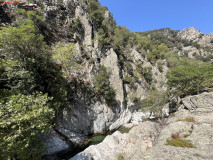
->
[2,0,203,157]
[35,1,167,155]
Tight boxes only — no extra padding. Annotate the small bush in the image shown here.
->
[70,17,84,34]
[165,138,196,148]
[88,57,95,64]
[176,116,195,122]
[124,75,133,84]
[136,64,152,84]
[128,94,140,103]
[157,61,163,72]
[118,126,132,134]
[125,62,133,75]
[117,153,126,160]
[183,134,190,138]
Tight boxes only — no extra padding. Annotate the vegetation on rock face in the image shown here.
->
[141,90,169,115]
[94,66,116,103]
[176,116,195,122]
[70,17,84,34]
[165,131,196,148]
[87,0,116,46]
[135,62,153,85]
[165,138,196,148]
[117,153,126,160]
[52,41,82,78]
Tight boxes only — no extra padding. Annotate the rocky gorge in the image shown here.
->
[0,0,213,160]
[71,92,213,160]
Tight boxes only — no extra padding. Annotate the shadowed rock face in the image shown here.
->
[0,6,11,25]
[70,92,213,160]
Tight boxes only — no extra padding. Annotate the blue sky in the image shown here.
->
[99,0,213,34]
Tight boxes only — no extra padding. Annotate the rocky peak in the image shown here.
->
[177,27,201,41]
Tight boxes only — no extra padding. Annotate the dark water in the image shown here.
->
[59,126,132,160]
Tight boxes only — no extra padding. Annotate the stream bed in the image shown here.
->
[60,126,132,160]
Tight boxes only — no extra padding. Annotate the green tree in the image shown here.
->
[141,90,169,115]
[52,42,82,78]
[86,0,105,28]
[70,17,84,34]
[0,92,54,160]
[94,66,116,103]
[167,62,213,96]
[0,17,67,110]
[113,26,132,50]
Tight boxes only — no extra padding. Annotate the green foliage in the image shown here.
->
[94,66,116,103]
[88,57,95,64]
[183,134,190,138]
[124,75,136,89]
[117,153,126,160]
[70,17,84,34]
[157,60,163,72]
[117,126,132,134]
[165,138,196,148]
[87,0,105,28]
[124,75,133,84]
[182,39,201,49]
[166,52,180,68]
[133,33,152,52]
[97,28,111,46]
[127,93,140,103]
[147,43,170,62]
[52,42,82,78]
[176,116,195,122]
[86,0,116,47]
[0,15,68,158]
[167,60,213,96]
[0,19,45,60]
[139,29,178,49]
[113,26,132,50]
[0,18,67,109]
[0,59,35,94]
[194,54,213,62]
[16,9,48,35]
[125,61,133,75]
[136,62,153,84]
[0,92,54,160]
[141,90,169,114]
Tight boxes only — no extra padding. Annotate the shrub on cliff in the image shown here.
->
[87,0,105,28]
[52,41,82,78]
[141,90,169,115]
[94,66,116,103]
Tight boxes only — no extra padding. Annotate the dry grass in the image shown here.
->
[176,116,195,122]
[165,137,196,148]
